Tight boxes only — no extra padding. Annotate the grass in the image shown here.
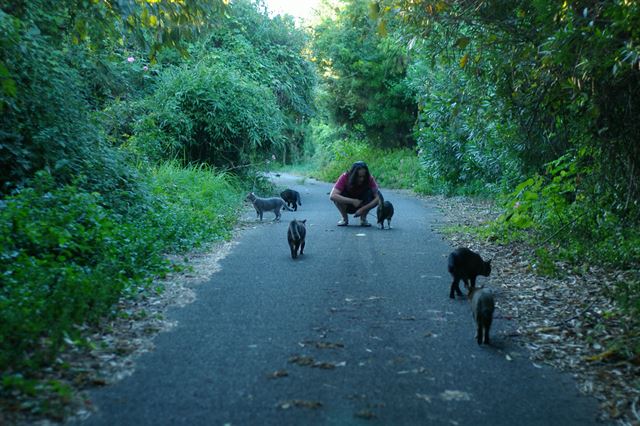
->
[146,162,244,250]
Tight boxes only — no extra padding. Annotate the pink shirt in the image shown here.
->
[334,172,378,198]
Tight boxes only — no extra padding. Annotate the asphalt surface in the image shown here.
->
[81,173,603,426]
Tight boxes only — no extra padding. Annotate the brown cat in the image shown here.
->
[468,286,495,345]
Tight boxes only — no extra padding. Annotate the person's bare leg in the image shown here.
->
[333,200,349,224]
[353,204,375,223]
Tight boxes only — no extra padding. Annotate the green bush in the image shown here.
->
[144,162,243,251]
[0,165,244,374]
[197,0,316,160]
[130,59,285,169]
[0,8,141,200]
[490,153,640,271]
[407,55,522,196]
[0,173,134,370]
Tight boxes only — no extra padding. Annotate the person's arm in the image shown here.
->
[330,187,361,208]
[354,192,380,217]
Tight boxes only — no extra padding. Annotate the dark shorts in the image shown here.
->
[343,188,375,214]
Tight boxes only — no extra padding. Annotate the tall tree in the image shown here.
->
[129,0,317,168]
[379,0,640,215]
[0,0,228,193]
[312,0,416,148]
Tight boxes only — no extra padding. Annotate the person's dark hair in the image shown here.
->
[347,161,370,188]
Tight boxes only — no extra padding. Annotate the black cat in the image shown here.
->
[280,189,301,211]
[376,190,394,229]
[447,247,491,299]
[287,219,306,259]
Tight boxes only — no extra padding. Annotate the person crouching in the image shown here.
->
[329,161,380,227]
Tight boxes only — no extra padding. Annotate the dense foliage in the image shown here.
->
[0,0,228,195]
[131,60,286,167]
[0,0,314,416]
[131,0,316,168]
[376,0,640,216]
[311,0,416,148]
[0,164,243,415]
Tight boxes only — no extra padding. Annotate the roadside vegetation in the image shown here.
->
[0,0,638,423]
[0,0,312,418]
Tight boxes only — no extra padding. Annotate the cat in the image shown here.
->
[280,189,302,211]
[468,286,495,345]
[447,247,492,299]
[376,190,394,229]
[245,192,293,221]
[287,219,307,259]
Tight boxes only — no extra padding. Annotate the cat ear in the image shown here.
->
[301,219,307,224]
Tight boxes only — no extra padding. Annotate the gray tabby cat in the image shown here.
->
[246,192,293,221]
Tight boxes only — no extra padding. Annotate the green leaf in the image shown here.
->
[514,178,535,193]
[2,78,17,97]
[459,53,469,68]
[454,37,470,49]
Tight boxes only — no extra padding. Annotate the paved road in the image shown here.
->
[81,173,602,425]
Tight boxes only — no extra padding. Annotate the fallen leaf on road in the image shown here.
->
[416,393,432,403]
[440,390,471,401]
[312,362,337,369]
[288,355,314,366]
[354,410,376,419]
[267,370,288,379]
[315,341,345,349]
[397,367,428,375]
[278,400,323,410]
[584,349,618,362]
